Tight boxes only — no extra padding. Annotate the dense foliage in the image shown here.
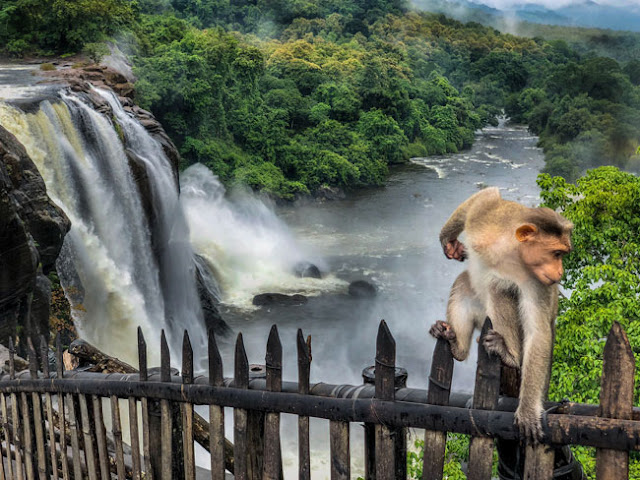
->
[539,167,640,478]
[0,0,137,54]
[2,0,639,197]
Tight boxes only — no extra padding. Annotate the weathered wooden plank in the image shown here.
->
[65,394,82,480]
[127,397,142,480]
[78,395,98,480]
[10,393,24,480]
[39,336,57,480]
[467,318,501,480]
[523,443,554,480]
[9,339,24,480]
[110,396,126,479]
[21,393,35,480]
[30,392,46,480]
[208,329,225,480]
[137,327,154,480]
[263,325,283,480]
[375,320,395,480]
[233,333,249,480]
[55,335,69,480]
[596,321,635,480]
[329,421,349,480]
[182,331,196,480]
[25,340,42,480]
[1,394,15,480]
[90,396,110,480]
[160,331,172,480]
[297,330,311,480]
[423,337,454,480]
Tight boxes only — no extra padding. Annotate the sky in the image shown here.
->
[470,0,639,9]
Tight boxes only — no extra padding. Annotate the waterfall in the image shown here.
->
[0,90,206,365]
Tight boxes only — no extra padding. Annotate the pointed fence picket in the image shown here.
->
[0,319,637,479]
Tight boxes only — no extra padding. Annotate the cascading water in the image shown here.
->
[180,164,345,312]
[0,89,206,365]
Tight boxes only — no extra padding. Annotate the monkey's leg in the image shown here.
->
[514,293,555,443]
[484,287,522,369]
[442,271,483,362]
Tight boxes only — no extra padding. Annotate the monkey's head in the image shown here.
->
[515,208,573,286]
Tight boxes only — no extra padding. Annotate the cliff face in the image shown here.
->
[0,125,70,343]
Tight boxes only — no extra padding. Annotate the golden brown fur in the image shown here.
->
[431,187,572,442]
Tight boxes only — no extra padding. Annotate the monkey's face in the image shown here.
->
[516,224,571,285]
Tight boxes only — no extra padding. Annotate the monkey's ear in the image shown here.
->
[515,224,538,242]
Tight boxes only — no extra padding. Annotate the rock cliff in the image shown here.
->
[0,125,70,344]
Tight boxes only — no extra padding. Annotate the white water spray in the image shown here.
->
[180,164,344,310]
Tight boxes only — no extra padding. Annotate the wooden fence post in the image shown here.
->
[40,336,57,480]
[182,331,196,480]
[596,321,635,479]
[263,325,283,480]
[422,336,454,480]
[234,333,249,480]
[208,329,226,480]
[374,320,396,480]
[138,327,156,480]
[159,330,173,480]
[55,334,70,480]
[467,318,501,480]
[297,330,311,480]
[9,336,26,480]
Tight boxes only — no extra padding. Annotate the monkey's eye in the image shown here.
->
[554,251,565,258]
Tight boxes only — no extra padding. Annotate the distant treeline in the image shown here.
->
[1,0,639,196]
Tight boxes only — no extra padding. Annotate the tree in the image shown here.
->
[357,109,408,164]
[538,167,640,478]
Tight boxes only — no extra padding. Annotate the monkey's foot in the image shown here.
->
[514,405,544,444]
[482,330,519,368]
[429,320,457,341]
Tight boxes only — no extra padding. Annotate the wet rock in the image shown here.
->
[348,280,377,298]
[253,293,308,307]
[195,256,231,336]
[0,125,70,343]
[294,261,322,279]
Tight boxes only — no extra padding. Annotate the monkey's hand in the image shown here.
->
[482,330,520,369]
[443,239,466,262]
[514,402,544,443]
[429,320,457,342]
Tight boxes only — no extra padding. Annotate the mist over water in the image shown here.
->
[181,164,346,314]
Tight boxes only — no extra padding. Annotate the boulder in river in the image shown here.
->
[253,293,308,307]
[348,280,377,298]
[293,261,322,279]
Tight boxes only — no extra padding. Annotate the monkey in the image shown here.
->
[429,187,572,442]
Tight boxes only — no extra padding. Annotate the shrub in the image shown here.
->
[83,42,110,64]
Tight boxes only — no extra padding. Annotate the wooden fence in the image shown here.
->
[0,318,637,479]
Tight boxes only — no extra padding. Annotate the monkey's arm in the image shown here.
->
[430,271,483,361]
[439,187,501,261]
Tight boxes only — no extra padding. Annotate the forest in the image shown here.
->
[1,1,640,478]
[1,0,639,197]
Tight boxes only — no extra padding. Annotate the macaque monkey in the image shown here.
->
[430,187,572,442]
